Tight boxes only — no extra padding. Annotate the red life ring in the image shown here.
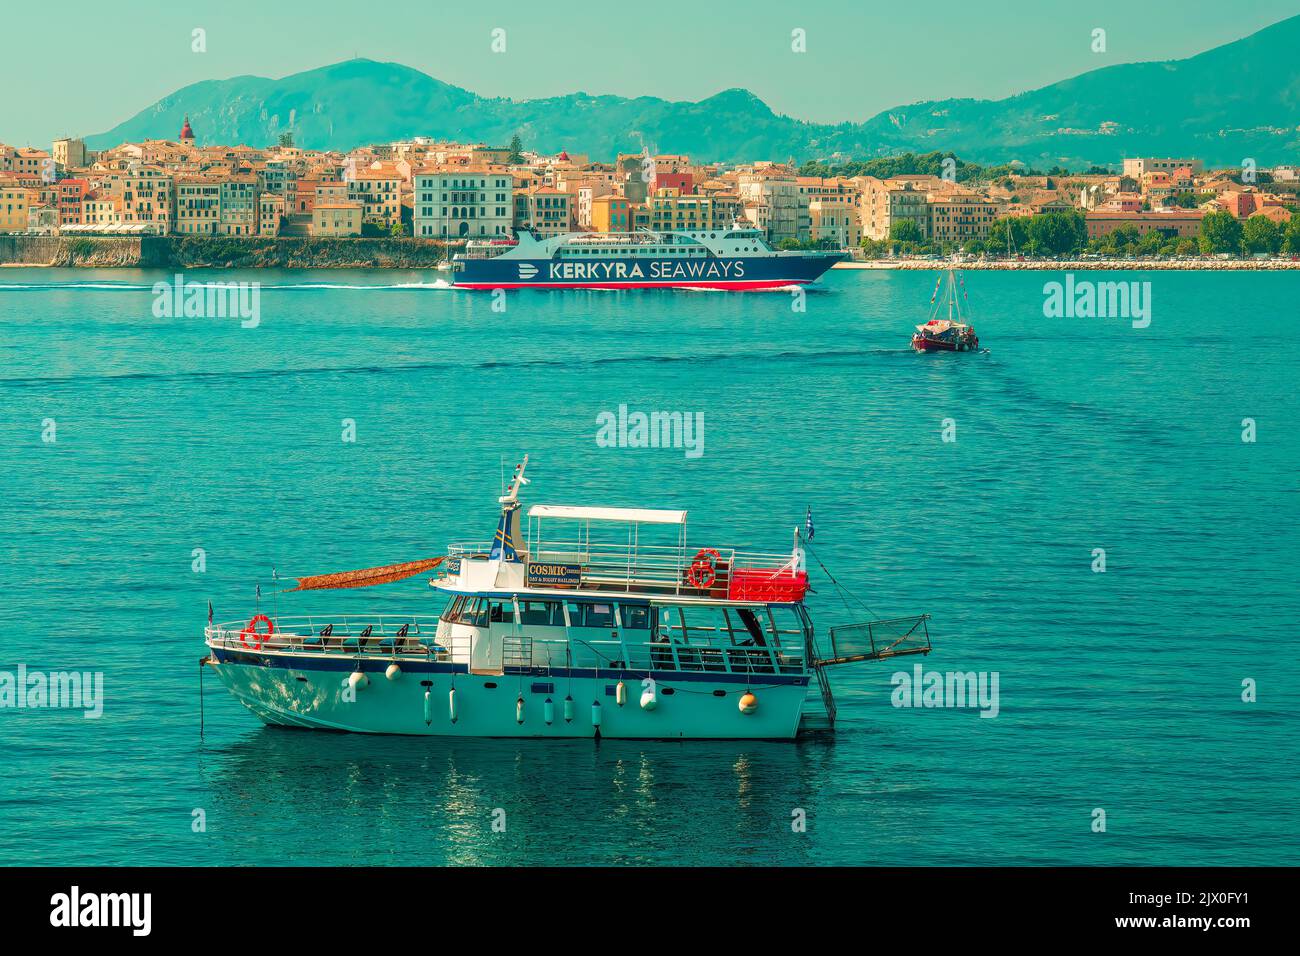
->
[687,548,721,589]
[240,614,274,650]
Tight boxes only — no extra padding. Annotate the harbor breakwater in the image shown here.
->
[0,235,458,269]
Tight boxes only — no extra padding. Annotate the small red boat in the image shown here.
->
[912,267,982,352]
[912,318,979,352]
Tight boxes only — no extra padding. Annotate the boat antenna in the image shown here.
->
[501,453,530,505]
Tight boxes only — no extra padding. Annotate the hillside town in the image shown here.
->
[3,118,1299,258]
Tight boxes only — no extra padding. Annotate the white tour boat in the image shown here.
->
[203,457,932,739]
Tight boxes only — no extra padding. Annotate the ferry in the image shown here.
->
[202,457,932,739]
[451,226,844,290]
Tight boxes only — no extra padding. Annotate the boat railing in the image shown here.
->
[446,540,796,595]
[205,614,447,658]
[820,614,933,665]
[500,633,806,676]
[205,614,807,675]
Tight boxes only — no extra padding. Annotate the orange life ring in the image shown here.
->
[687,548,721,589]
[240,614,274,651]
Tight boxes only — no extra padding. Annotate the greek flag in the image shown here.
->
[805,507,815,541]
[207,600,213,626]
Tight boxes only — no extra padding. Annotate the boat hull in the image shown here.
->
[911,336,978,352]
[453,253,843,290]
[207,650,810,740]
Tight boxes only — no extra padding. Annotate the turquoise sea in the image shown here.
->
[2,266,1297,865]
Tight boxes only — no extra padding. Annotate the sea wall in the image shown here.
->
[0,235,459,269]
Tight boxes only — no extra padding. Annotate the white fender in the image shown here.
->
[543,697,555,725]
[640,676,658,711]
[385,663,402,681]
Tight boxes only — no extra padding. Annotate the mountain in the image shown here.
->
[88,16,1300,167]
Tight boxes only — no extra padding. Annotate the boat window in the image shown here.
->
[730,607,768,646]
[566,601,615,630]
[440,595,464,622]
[680,605,731,644]
[518,600,564,626]
[460,598,488,627]
[657,606,687,643]
[619,605,651,630]
[488,600,514,624]
[767,605,806,648]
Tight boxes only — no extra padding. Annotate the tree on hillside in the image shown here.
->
[1199,211,1243,255]
[507,134,525,165]
[279,131,294,149]
[1283,212,1300,254]
[1241,214,1281,255]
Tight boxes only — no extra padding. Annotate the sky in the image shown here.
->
[2,0,1298,147]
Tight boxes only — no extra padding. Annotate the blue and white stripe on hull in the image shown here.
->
[454,253,842,290]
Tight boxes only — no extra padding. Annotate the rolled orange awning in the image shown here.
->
[287,556,445,591]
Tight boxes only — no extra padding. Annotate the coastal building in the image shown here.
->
[590,194,631,232]
[293,178,320,215]
[0,185,28,232]
[81,193,121,228]
[259,192,285,236]
[345,168,402,228]
[853,176,931,241]
[217,176,258,235]
[27,204,59,235]
[928,194,999,244]
[260,159,298,206]
[738,170,802,243]
[646,188,743,233]
[105,166,174,231]
[175,178,220,234]
[57,178,90,226]
[513,187,572,237]
[1084,208,1205,239]
[6,147,54,180]
[53,137,87,171]
[808,196,862,247]
[1122,158,1204,178]
[312,201,362,237]
[412,168,513,238]
[617,154,654,204]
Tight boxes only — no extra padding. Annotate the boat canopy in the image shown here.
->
[527,504,687,525]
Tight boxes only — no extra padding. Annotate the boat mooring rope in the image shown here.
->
[804,539,881,621]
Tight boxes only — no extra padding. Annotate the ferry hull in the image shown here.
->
[208,652,810,740]
[453,253,843,290]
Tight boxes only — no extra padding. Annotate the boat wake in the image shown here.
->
[0,279,455,293]
[0,346,903,388]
